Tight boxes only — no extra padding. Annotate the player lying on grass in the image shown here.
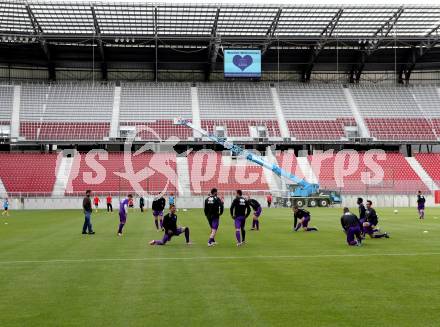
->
[149,205,191,245]
[247,196,262,231]
[363,200,389,239]
[340,207,362,246]
[152,195,166,231]
[117,194,133,236]
[230,190,251,246]
[417,190,425,220]
[293,205,318,232]
[204,188,224,247]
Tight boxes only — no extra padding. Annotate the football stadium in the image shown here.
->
[1,0,440,326]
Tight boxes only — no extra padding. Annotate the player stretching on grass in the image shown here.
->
[417,190,426,220]
[117,194,133,236]
[149,205,191,245]
[293,205,318,232]
[152,195,166,231]
[340,207,362,246]
[230,190,251,246]
[363,200,389,239]
[2,198,9,216]
[247,196,262,231]
[204,188,224,246]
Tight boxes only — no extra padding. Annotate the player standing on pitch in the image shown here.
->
[106,194,113,213]
[204,188,224,246]
[117,194,133,236]
[357,197,366,237]
[340,207,362,246]
[230,190,251,246]
[417,190,426,220]
[2,198,9,216]
[149,204,191,245]
[293,205,318,232]
[82,190,95,235]
[93,195,100,213]
[152,194,166,231]
[247,195,262,231]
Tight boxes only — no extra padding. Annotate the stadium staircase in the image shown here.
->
[0,84,13,136]
[262,146,282,191]
[414,154,440,188]
[190,85,202,138]
[297,155,319,184]
[269,86,290,139]
[52,153,75,196]
[176,156,191,196]
[405,157,438,192]
[0,176,7,197]
[109,85,121,138]
[343,87,369,138]
[10,85,21,139]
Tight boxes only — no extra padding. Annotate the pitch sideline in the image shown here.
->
[0,252,439,265]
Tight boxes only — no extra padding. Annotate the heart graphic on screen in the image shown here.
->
[232,55,253,71]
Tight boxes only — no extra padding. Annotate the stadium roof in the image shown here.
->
[1,1,440,82]
[1,2,440,41]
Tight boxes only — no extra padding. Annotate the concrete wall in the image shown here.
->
[4,194,437,210]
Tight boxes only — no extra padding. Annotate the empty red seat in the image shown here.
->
[365,118,436,141]
[67,152,178,195]
[188,152,268,194]
[287,120,346,140]
[0,153,57,196]
[20,122,110,140]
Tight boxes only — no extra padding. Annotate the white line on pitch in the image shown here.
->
[0,252,439,265]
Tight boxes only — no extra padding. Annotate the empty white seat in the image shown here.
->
[198,83,276,119]
[119,82,192,121]
[0,85,14,121]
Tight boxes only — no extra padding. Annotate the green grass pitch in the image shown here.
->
[0,207,439,327]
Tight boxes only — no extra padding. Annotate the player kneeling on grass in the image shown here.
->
[149,205,191,246]
[293,205,318,232]
[340,207,362,246]
[247,195,262,231]
[204,188,224,246]
[363,200,389,239]
[118,194,133,236]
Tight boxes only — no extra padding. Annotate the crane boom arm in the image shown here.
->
[174,118,316,189]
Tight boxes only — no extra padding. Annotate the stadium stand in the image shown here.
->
[119,82,192,140]
[0,82,439,142]
[0,85,13,124]
[188,151,268,194]
[308,152,429,194]
[350,85,438,141]
[198,83,281,138]
[0,152,58,195]
[275,152,306,179]
[20,83,114,140]
[415,153,440,185]
[277,84,353,140]
[67,152,178,195]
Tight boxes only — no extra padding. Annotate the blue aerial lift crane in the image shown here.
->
[174,118,341,207]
